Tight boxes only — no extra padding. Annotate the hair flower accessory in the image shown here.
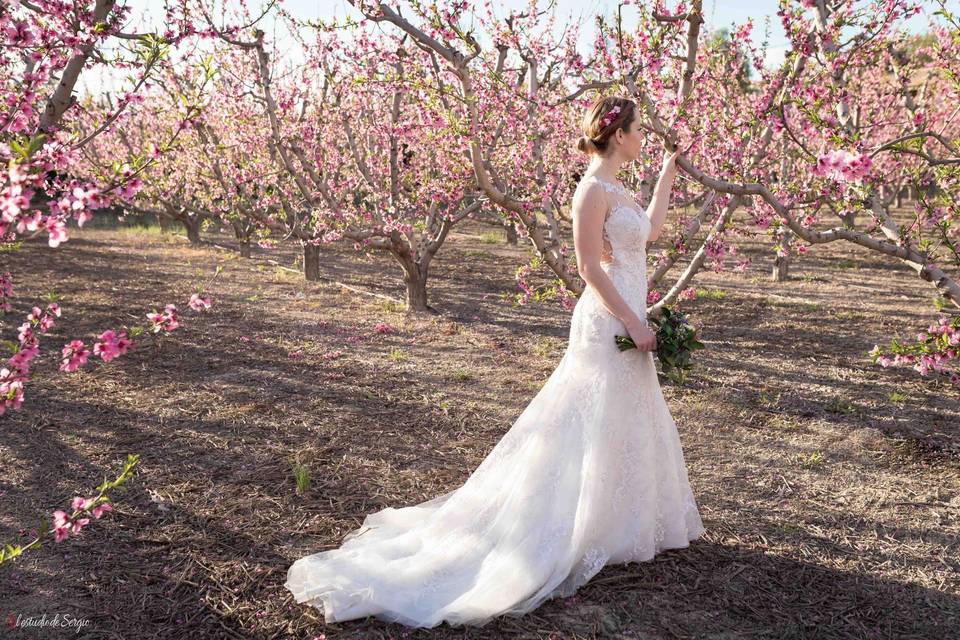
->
[599,105,622,130]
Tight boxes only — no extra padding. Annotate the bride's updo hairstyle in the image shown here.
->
[576,95,637,156]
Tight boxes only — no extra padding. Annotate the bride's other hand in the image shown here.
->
[626,319,657,352]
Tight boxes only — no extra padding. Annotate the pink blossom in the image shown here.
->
[92,503,112,519]
[188,293,211,311]
[59,340,89,372]
[37,311,56,332]
[813,150,872,184]
[51,510,71,543]
[147,304,179,332]
[70,516,90,534]
[118,177,143,200]
[46,217,68,247]
[16,322,35,348]
[8,345,38,374]
[16,211,41,233]
[0,368,25,414]
[93,330,132,362]
[71,496,93,511]
[373,322,395,334]
[4,20,36,46]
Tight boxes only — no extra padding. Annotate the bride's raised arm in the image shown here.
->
[644,149,681,243]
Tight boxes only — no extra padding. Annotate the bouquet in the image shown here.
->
[614,305,704,384]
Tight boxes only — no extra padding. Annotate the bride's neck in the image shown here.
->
[586,154,624,181]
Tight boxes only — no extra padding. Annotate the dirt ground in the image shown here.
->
[0,216,958,640]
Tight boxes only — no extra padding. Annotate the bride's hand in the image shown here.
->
[661,148,681,175]
[626,320,657,352]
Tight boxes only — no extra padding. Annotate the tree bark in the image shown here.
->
[184,217,202,244]
[393,252,434,314]
[232,222,252,257]
[303,242,321,281]
[772,254,791,281]
[772,226,792,281]
[505,220,518,245]
[402,261,432,313]
[39,0,117,132]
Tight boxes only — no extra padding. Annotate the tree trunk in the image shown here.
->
[772,253,791,281]
[772,229,792,281]
[303,242,321,281]
[232,222,252,257]
[504,220,518,245]
[157,212,173,232]
[398,256,434,313]
[184,217,202,244]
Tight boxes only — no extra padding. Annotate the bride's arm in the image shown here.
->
[644,149,681,243]
[572,182,645,329]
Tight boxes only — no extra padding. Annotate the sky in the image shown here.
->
[76,0,956,96]
[305,0,798,66]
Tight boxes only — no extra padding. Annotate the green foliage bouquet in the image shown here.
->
[614,305,704,384]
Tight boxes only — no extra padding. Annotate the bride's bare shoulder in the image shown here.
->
[572,176,607,210]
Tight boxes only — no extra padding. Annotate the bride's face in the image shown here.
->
[614,115,644,162]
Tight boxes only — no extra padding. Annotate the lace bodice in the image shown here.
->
[578,175,651,269]
[570,175,652,335]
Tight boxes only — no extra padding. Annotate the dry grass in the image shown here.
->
[0,218,957,640]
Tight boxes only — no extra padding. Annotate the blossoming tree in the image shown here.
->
[205,7,485,312]
[343,0,958,384]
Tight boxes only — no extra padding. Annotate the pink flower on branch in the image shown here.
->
[813,149,872,184]
[0,369,25,415]
[51,510,71,543]
[188,293,211,311]
[59,340,89,372]
[146,304,179,333]
[93,330,132,362]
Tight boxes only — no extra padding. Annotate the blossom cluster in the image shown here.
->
[52,497,113,543]
[2,293,212,416]
[813,150,872,184]
[870,316,960,386]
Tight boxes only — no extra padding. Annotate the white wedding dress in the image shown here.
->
[285,175,705,628]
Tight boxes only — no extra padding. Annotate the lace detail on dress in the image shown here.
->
[579,546,608,581]
[578,174,650,271]
[582,174,632,198]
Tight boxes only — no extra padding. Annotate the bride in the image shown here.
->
[284,95,706,628]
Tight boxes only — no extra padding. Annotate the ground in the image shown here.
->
[0,217,958,640]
